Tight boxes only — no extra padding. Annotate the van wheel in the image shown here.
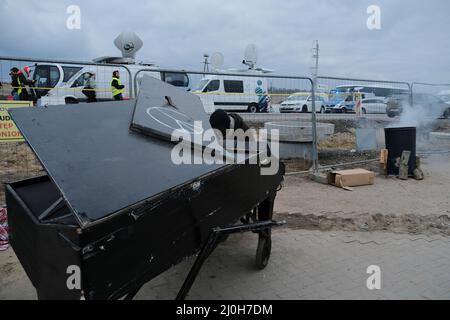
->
[301,105,308,113]
[65,98,79,104]
[341,108,347,114]
[248,104,259,113]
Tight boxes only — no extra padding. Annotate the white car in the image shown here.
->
[280,93,328,113]
[360,98,387,114]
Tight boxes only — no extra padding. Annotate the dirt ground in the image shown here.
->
[275,153,450,236]
[0,142,44,205]
[318,130,356,150]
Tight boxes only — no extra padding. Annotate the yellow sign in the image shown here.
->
[0,101,33,142]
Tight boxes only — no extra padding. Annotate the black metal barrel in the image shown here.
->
[384,127,416,175]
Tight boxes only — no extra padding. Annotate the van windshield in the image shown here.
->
[163,72,189,88]
[330,92,347,101]
[33,65,61,97]
[195,79,209,91]
[62,66,82,82]
[287,94,308,101]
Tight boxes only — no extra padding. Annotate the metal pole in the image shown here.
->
[311,40,319,173]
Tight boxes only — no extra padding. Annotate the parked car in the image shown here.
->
[325,91,346,112]
[386,93,450,118]
[331,92,374,113]
[280,93,328,113]
[360,98,387,114]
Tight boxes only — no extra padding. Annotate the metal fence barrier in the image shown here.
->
[0,56,132,205]
[410,82,450,149]
[314,76,412,167]
[134,69,317,170]
[0,142,44,204]
[1,54,450,206]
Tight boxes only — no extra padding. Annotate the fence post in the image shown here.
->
[311,78,319,173]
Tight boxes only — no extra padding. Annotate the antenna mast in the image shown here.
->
[203,54,210,73]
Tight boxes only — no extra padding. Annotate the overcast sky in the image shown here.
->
[1,0,449,83]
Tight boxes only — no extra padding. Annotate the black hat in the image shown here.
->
[209,109,230,135]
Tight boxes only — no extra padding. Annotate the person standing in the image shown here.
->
[9,67,35,101]
[82,72,97,103]
[111,70,125,101]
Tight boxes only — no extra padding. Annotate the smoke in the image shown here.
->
[387,99,447,143]
[393,101,443,129]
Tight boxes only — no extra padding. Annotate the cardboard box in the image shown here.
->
[327,169,375,189]
[379,149,388,164]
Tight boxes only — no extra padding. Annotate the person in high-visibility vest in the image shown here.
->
[111,70,125,101]
[9,67,35,101]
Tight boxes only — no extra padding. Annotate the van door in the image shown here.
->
[32,64,62,98]
[201,79,222,112]
[222,80,246,111]
[70,71,94,102]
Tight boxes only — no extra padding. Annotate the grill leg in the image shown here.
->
[176,230,219,300]
[176,219,285,300]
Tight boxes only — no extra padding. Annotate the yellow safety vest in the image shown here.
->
[16,70,29,96]
[111,77,124,97]
[17,76,23,95]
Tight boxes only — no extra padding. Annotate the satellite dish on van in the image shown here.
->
[210,52,224,70]
[243,44,258,69]
[114,32,143,59]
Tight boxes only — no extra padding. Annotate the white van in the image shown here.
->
[31,60,190,106]
[192,73,270,114]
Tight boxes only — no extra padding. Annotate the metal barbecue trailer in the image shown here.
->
[6,76,285,300]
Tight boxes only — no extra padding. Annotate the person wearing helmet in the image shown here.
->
[23,66,31,78]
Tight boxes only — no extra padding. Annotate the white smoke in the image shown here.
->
[392,100,444,129]
[391,102,442,128]
[387,98,450,145]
